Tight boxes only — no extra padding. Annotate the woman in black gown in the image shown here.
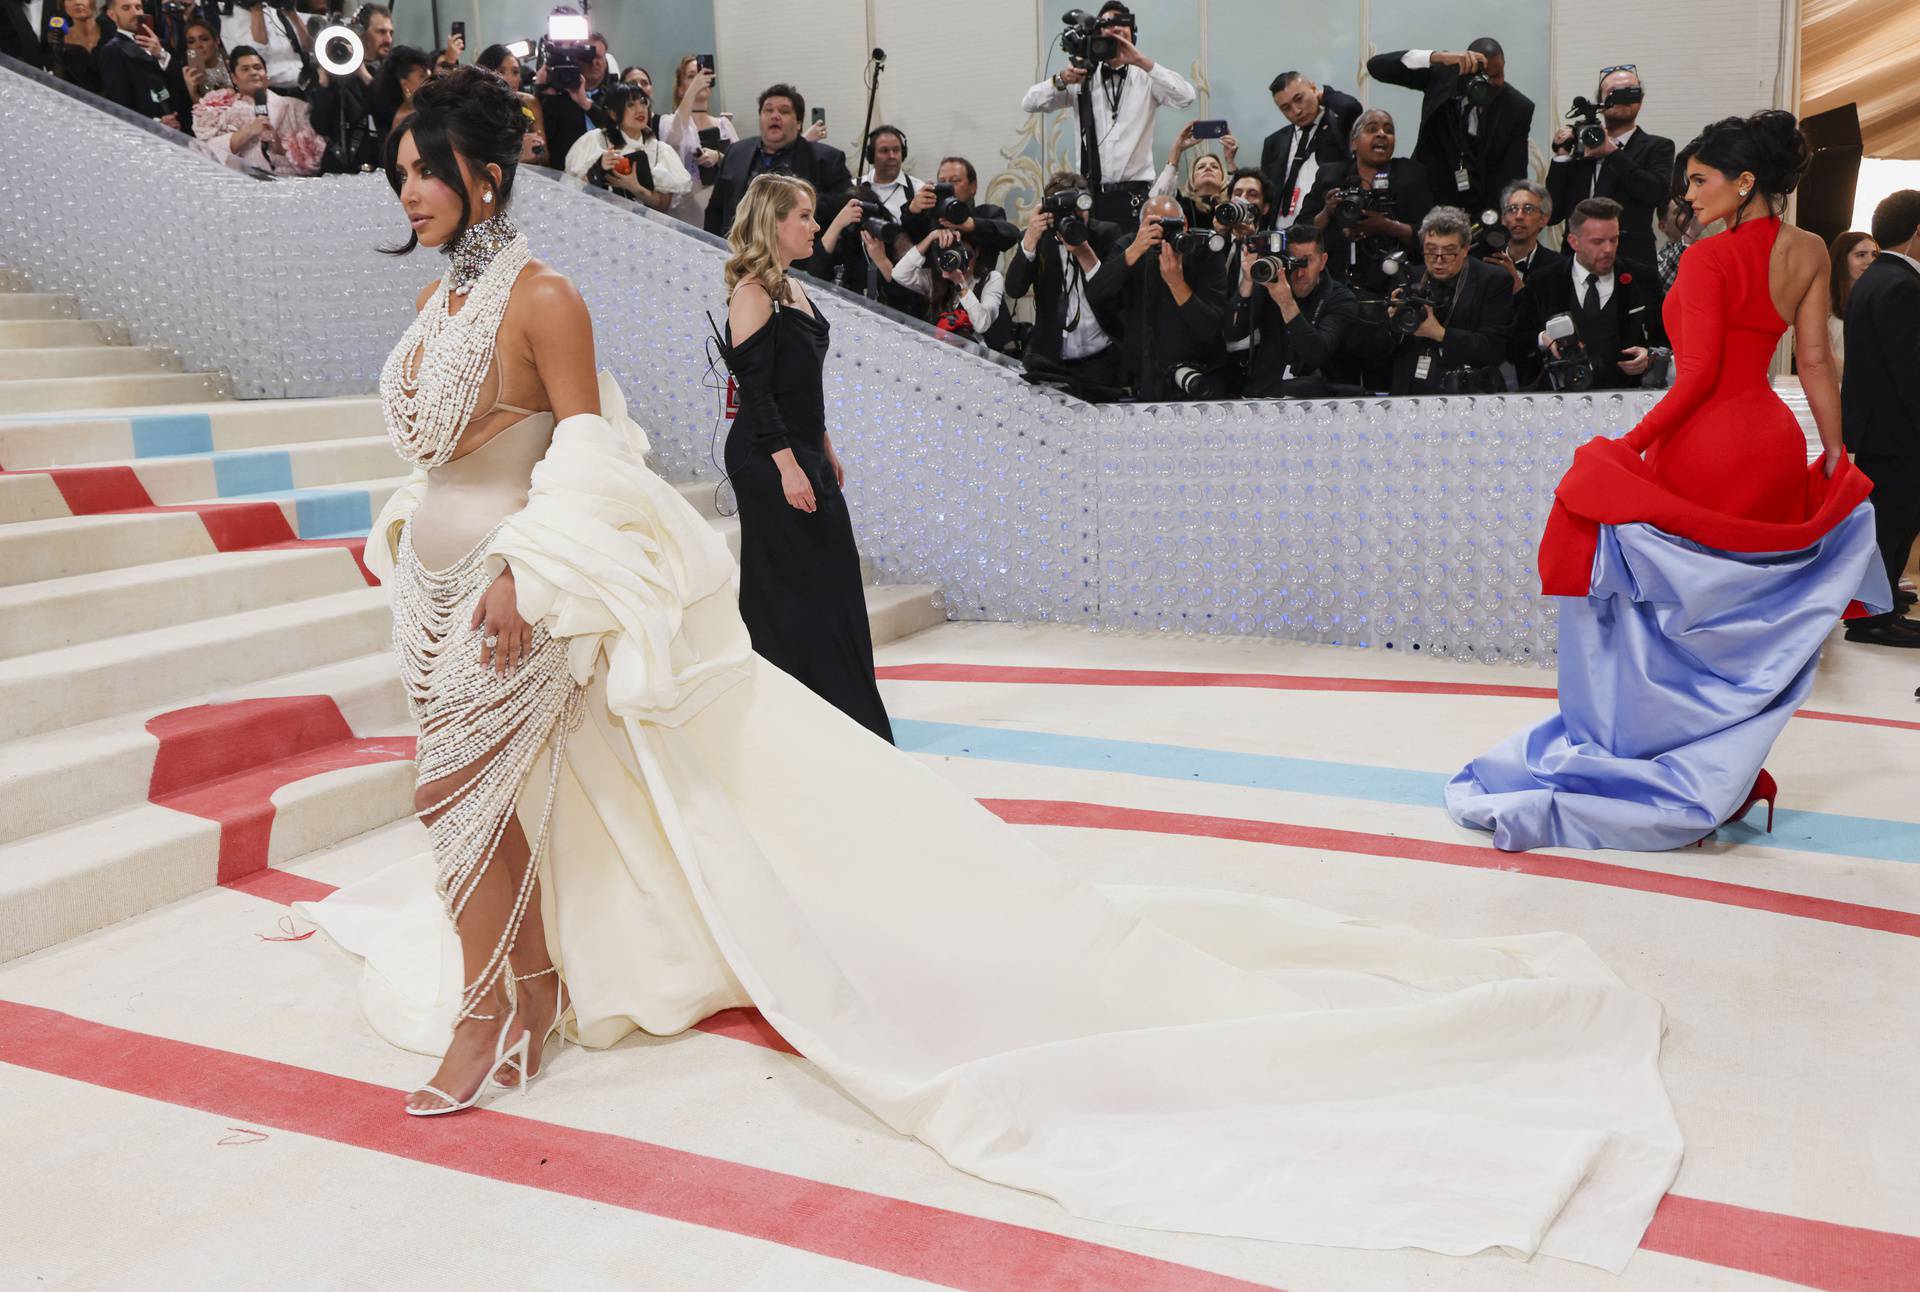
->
[722,174,893,742]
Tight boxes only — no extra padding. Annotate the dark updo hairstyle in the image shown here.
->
[382,65,528,256]
[372,44,433,116]
[1685,109,1810,226]
[600,81,651,148]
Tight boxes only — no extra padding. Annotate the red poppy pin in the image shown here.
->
[1619,271,1633,285]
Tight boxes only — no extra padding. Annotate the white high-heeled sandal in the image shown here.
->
[488,965,568,1092]
[406,1000,530,1117]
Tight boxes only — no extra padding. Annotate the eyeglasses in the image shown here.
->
[1503,202,1542,215]
[1598,64,1637,77]
[1423,244,1465,260]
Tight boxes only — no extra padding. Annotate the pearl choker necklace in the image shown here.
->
[447,213,521,297]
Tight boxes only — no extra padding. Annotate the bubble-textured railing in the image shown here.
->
[3,58,1676,663]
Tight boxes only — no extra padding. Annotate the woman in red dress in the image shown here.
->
[1448,111,1892,853]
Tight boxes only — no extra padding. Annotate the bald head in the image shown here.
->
[1141,195,1183,227]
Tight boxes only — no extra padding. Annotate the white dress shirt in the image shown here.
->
[220,7,305,90]
[1021,61,1197,186]
[1017,242,1114,361]
[892,247,1006,335]
[1272,109,1328,228]
[859,170,923,221]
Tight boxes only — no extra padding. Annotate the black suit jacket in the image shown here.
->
[1258,86,1363,218]
[96,29,174,121]
[1545,129,1675,269]
[705,137,855,238]
[1296,158,1433,297]
[1389,255,1512,394]
[1085,240,1232,401]
[0,0,42,69]
[901,201,1020,263]
[1510,255,1666,389]
[1227,276,1361,397]
[1003,220,1129,364]
[1842,253,1920,459]
[1366,51,1533,217]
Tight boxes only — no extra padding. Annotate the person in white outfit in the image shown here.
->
[563,80,691,213]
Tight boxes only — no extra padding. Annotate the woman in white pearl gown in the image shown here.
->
[304,73,1684,1273]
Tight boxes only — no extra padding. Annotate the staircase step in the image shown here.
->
[0,318,129,349]
[0,436,405,522]
[0,346,179,380]
[0,398,387,468]
[0,293,77,321]
[0,475,407,586]
[0,587,391,741]
[0,652,408,847]
[0,372,232,415]
[0,545,371,661]
[865,582,948,647]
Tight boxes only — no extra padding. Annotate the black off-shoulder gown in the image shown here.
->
[724,299,894,743]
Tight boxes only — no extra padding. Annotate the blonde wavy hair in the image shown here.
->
[724,173,815,305]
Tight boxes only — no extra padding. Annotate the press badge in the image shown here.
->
[1414,353,1434,381]
[1454,166,1471,192]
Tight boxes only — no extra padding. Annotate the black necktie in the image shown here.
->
[1582,274,1602,315]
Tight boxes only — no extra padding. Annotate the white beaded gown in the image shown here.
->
[302,227,1684,1274]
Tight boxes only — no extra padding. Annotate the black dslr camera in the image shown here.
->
[1472,208,1509,254]
[1563,84,1643,153]
[930,183,971,225]
[1041,188,1094,246]
[1459,71,1498,109]
[855,198,900,243]
[1539,313,1596,390]
[931,239,975,274]
[1329,178,1392,232]
[1060,8,1121,68]
[1155,216,1225,257]
[1213,198,1259,231]
[1248,230,1307,285]
[1388,278,1453,334]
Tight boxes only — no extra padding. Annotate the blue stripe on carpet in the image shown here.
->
[890,719,1920,866]
[130,414,213,458]
[212,451,294,497]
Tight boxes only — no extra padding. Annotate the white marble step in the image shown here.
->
[0,371,232,415]
[0,586,392,742]
[0,346,179,380]
[0,398,385,468]
[0,292,77,321]
[0,318,130,349]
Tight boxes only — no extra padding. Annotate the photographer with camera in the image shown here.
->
[1297,109,1432,298]
[1006,171,1130,397]
[1086,194,1232,400]
[706,83,854,243]
[855,126,922,223]
[219,2,311,98]
[1261,71,1363,228]
[1021,3,1196,228]
[1227,223,1359,398]
[1150,120,1241,226]
[1384,206,1512,395]
[1475,179,1564,294]
[534,29,611,168]
[1514,196,1666,391]
[564,82,692,213]
[900,157,1021,265]
[97,0,181,129]
[883,228,1011,350]
[1548,66,1674,270]
[1366,38,1532,219]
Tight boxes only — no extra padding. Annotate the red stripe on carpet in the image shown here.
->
[691,1006,802,1055]
[147,697,416,885]
[254,536,378,585]
[42,465,155,513]
[979,799,1920,940]
[1641,1193,1920,1292]
[0,999,1284,1292]
[222,866,341,905]
[875,663,1920,734]
[152,500,298,550]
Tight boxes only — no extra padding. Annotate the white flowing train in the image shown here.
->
[302,378,1682,1273]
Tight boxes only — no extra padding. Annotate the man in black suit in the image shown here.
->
[1511,197,1664,390]
[1006,170,1131,398]
[1841,189,1920,647]
[705,83,855,272]
[1086,195,1232,400]
[1259,71,1363,228]
[1546,67,1674,271]
[96,0,180,129]
[1387,206,1512,395]
[0,0,42,69]
[1227,222,1359,398]
[1366,37,1532,220]
[901,156,1021,264]
[1476,179,1566,296]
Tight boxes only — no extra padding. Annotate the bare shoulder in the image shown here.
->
[728,278,774,328]
[517,259,588,319]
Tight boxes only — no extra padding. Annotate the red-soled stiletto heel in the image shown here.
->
[1732,769,1778,832]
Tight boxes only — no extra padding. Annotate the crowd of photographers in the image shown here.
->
[5,0,1870,406]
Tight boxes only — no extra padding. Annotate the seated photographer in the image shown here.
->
[1475,179,1564,294]
[534,30,611,168]
[1365,38,1532,218]
[1513,196,1666,391]
[1297,109,1432,300]
[218,2,310,98]
[1150,121,1241,227]
[1007,172,1130,396]
[1086,194,1232,400]
[1020,2,1196,227]
[900,157,1020,265]
[1385,206,1512,396]
[1261,71,1363,228]
[564,82,692,213]
[885,229,1012,351]
[705,82,854,237]
[1547,66,1673,270]
[97,0,180,129]
[1228,223,1359,398]
[192,45,325,174]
